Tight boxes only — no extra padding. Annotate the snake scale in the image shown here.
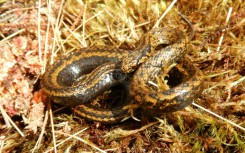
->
[41,13,204,123]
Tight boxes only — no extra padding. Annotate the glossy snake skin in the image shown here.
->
[41,13,204,123]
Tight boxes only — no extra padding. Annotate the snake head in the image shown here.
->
[121,56,138,73]
[150,28,181,49]
[121,44,151,73]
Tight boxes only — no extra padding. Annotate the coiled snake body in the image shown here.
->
[41,14,204,123]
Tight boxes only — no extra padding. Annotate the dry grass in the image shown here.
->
[0,0,244,152]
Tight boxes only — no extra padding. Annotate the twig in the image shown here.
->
[31,107,49,152]
[44,128,88,153]
[216,7,232,52]
[192,102,245,131]
[0,105,24,137]
[49,102,57,153]
[55,131,106,153]
[153,0,177,28]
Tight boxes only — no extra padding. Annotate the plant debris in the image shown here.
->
[0,0,244,152]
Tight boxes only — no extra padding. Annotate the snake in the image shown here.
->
[127,16,204,113]
[41,36,150,106]
[41,13,204,123]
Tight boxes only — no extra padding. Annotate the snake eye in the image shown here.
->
[112,71,127,81]
[112,71,122,80]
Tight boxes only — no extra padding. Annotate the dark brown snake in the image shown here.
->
[41,13,204,123]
